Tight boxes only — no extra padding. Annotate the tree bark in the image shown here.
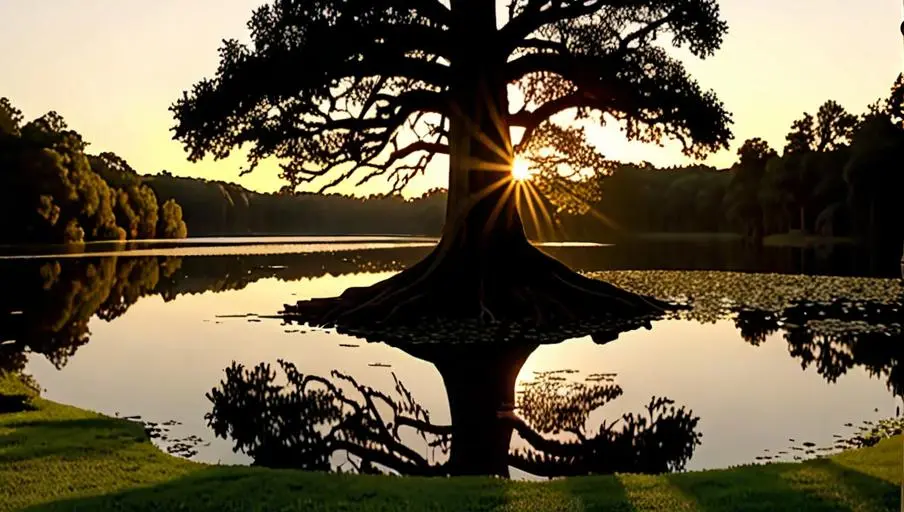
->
[442,0,524,253]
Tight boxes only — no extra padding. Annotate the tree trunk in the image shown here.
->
[281,1,674,330]
[442,0,524,254]
[432,344,538,476]
[799,206,807,234]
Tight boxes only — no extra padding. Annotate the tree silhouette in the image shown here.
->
[733,296,904,396]
[723,138,776,238]
[0,98,187,244]
[172,0,733,329]
[206,341,701,478]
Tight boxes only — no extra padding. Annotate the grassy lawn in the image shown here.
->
[0,374,900,512]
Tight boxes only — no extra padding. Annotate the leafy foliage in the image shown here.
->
[0,98,187,244]
[172,0,732,194]
[544,74,904,252]
[145,173,446,236]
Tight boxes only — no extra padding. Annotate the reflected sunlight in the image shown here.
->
[511,157,533,182]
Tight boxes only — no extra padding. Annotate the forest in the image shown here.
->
[146,173,446,236]
[2,72,901,249]
[550,74,904,252]
[0,99,187,244]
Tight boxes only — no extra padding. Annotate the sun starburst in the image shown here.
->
[511,157,533,181]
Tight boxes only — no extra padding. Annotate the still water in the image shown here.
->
[3,237,901,479]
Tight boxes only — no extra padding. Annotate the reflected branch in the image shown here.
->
[206,351,702,478]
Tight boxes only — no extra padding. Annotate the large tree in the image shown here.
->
[172,0,732,327]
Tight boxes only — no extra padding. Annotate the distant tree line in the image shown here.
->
[0,99,187,244]
[145,174,446,237]
[0,96,448,243]
[4,74,900,248]
[545,74,904,253]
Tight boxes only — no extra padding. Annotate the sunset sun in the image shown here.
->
[511,158,533,182]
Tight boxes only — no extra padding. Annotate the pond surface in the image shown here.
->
[3,237,901,479]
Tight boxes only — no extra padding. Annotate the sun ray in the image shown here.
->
[519,183,547,241]
[546,179,621,231]
[480,82,514,156]
[524,184,558,239]
[471,159,516,172]
[483,181,517,235]
[449,103,512,164]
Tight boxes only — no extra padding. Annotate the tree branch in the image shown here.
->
[393,416,454,437]
[509,92,586,149]
[334,440,440,476]
[502,0,614,50]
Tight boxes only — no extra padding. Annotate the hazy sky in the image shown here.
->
[2,1,902,196]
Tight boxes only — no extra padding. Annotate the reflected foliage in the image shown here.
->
[0,257,181,373]
[511,371,701,476]
[0,247,431,374]
[206,345,701,478]
[733,297,904,396]
[207,360,446,474]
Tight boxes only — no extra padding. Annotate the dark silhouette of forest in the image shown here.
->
[0,99,187,244]
[551,75,904,253]
[0,97,448,242]
[146,173,446,236]
[3,74,900,253]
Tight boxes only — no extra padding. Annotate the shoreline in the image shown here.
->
[1,374,900,511]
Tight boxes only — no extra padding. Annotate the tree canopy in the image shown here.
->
[172,0,733,195]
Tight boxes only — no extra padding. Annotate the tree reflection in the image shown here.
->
[205,339,701,478]
[0,247,429,374]
[733,296,904,394]
[207,360,449,475]
[510,372,699,476]
[0,256,181,373]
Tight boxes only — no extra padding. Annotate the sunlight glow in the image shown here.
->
[511,158,533,182]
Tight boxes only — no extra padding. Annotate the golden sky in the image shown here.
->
[2,0,902,197]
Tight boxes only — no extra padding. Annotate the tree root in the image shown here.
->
[282,241,680,345]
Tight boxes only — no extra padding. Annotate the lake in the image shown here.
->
[3,236,902,479]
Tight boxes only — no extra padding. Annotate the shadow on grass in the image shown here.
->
[0,394,36,413]
[7,416,901,512]
[22,460,900,512]
[667,458,900,511]
[23,467,513,512]
[0,418,145,463]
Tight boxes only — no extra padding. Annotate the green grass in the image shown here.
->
[0,373,901,511]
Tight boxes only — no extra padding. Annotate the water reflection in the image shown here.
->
[732,298,904,395]
[204,288,904,477]
[8,240,890,375]
[1,243,901,474]
[0,247,430,373]
[206,339,701,478]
